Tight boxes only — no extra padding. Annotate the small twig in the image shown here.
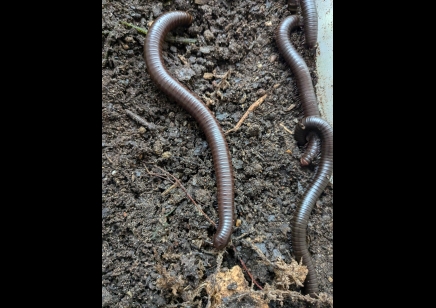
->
[225,94,268,135]
[284,103,296,111]
[121,21,148,35]
[125,109,156,130]
[178,54,189,66]
[233,233,250,241]
[279,123,293,135]
[121,21,197,44]
[161,182,179,196]
[225,84,280,135]
[233,226,255,241]
[232,245,263,290]
[105,153,114,164]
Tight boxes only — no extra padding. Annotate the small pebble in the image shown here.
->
[256,89,266,97]
[175,67,196,81]
[189,56,197,64]
[162,152,172,159]
[138,127,146,134]
[204,29,214,41]
[199,46,213,54]
[216,112,228,121]
[154,141,163,155]
[203,72,214,79]
[233,159,243,169]
[152,3,162,17]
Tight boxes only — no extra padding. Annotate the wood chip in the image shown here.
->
[203,72,214,79]
[178,55,188,65]
[280,123,293,135]
[285,103,296,111]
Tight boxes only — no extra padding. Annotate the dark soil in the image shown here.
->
[102,1,333,307]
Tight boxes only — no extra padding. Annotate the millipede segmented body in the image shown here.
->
[275,15,321,165]
[293,116,333,296]
[300,0,318,48]
[143,11,234,249]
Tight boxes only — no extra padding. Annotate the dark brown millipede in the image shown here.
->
[300,0,318,49]
[293,116,333,297]
[275,15,320,166]
[143,11,234,250]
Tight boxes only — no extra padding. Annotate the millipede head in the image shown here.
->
[212,233,228,250]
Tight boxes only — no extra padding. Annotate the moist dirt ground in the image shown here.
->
[102,1,333,307]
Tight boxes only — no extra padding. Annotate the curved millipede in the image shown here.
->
[300,131,320,166]
[143,11,234,249]
[293,116,333,296]
[275,15,321,165]
[300,0,318,49]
